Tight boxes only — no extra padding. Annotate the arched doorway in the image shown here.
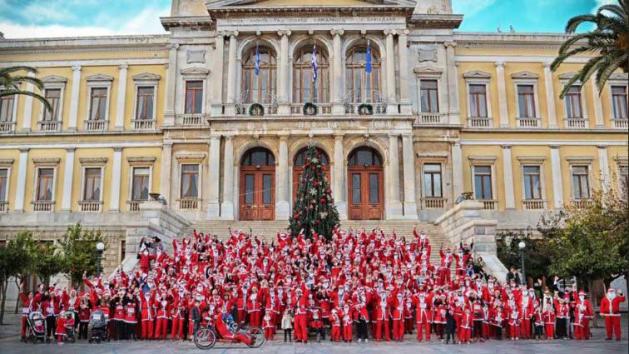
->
[292,147,330,204]
[239,147,275,220]
[347,147,384,220]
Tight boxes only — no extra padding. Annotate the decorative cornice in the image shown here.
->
[175,153,207,162]
[132,72,162,81]
[511,71,539,80]
[86,74,114,82]
[160,16,214,31]
[180,67,210,76]
[463,70,491,79]
[409,14,463,29]
[516,156,546,164]
[413,65,443,76]
[468,155,497,162]
[609,72,629,81]
[127,156,156,164]
[566,156,594,163]
[32,157,61,165]
[41,75,68,83]
[79,157,108,165]
[0,158,15,166]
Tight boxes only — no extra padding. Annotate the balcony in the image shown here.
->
[571,199,593,209]
[79,200,102,212]
[132,119,155,130]
[0,201,8,213]
[468,117,492,128]
[422,197,447,209]
[516,117,541,128]
[612,119,628,129]
[32,200,54,212]
[290,103,332,115]
[84,120,108,131]
[235,103,278,116]
[179,198,200,210]
[177,113,208,126]
[479,199,497,210]
[523,199,545,210]
[0,121,15,133]
[38,120,61,132]
[344,102,387,115]
[414,112,447,125]
[565,118,587,129]
[127,200,143,212]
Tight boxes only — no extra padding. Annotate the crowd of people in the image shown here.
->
[18,228,626,345]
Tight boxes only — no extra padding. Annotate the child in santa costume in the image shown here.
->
[342,305,353,342]
[262,312,274,340]
[542,299,556,340]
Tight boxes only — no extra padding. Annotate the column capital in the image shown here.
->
[228,30,239,38]
[18,147,30,153]
[444,41,457,48]
[330,29,345,37]
[113,147,123,152]
[501,144,512,149]
[543,61,553,69]
[383,29,397,36]
[65,147,76,153]
[400,29,410,36]
[596,144,608,149]
[71,64,81,72]
[549,144,560,149]
[277,30,292,37]
[495,61,505,68]
[118,63,129,70]
[279,134,290,141]
[334,133,344,140]
[167,43,180,50]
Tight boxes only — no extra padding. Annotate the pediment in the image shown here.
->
[86,74,114,82]
[609,72,629,81]
[463,70,491,79]
[180,67,210,76]
[558,72,577,80]
[42,75,68,83]
[413,64,443,76]
[207,0,414,8]
[511,71,539,80]
[132,72,162,81]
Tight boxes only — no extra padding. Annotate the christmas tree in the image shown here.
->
[288,145,339,241]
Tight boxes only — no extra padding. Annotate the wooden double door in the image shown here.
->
[239,166,275,220]
[348,166,384,220]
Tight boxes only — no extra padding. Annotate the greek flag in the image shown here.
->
[365,40,372,74]
[254,43,261,76]
[311,43,318,82]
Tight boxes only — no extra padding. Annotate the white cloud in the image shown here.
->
[452,0,497,17]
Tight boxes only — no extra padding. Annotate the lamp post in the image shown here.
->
[518,240,526,286]
[96,242,105,276]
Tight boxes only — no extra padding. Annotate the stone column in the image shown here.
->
[278,30,291,115]
[452,142,463,200]
[221,135,235,219]
[333,134,346,219]
[14,148,29,212]
[164,44,179,126]
[110,148,123,211]
[211,33,225,116]
[384,30,398,114]
[402,134,418,218]
[387,134,402,218]
[208,135,221,218]
[114,64,128,130]
[398,30,411,114]
[598,145,610,193]
[68,64,82,131]
[226,32,239,116]
[591,79,605,127]
[61,148,75,211]
[495,62,509,128]
[331,29,345,115]
[543,62,558,128]
[160,142,172,205]
[20,71,36,132]
[550,145,564,209]
[502,145,515,209]
[445,41,460,124]
[276,135,290,220]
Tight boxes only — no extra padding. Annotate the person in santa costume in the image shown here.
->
[374,293,390,341]
[459,307,473,344]
[341,304,353,342]
[413,291,432,342]
[391,292,405,341]
[599,288,625,341]
[573,290,593,340]
[262,312,274,340]
[542,297,556,340]
[155,296,170,340]
[18,289,35,342]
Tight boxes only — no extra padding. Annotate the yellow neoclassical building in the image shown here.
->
[0,0,627,273]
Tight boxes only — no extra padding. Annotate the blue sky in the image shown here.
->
[0,0,613,38]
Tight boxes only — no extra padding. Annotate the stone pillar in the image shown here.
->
[387,134,403,218]
[208,135,221,218]
[384,30,398,114]
[276,135,290,220]
[543,62,557,128]
[398,30,411,114]
[445,41,460,124]
[114,64,128,130]
[333,134,347,219]
[20,71,35,132]
[452,142,463,200]
[14,148,29,212]
[331,29,345,115]
[502,145,515,209]
[211,33,225,116]
[68,64,82,131]
[402,134,418,218]
[277,30,291,115]
[61,148,75,211]
[598,145,610,193]
[110,148,123,211]
[164,44,179,126]
[160,142,172,205]
[226,32,239,116]
[591,79,605,128]
[495,62,509,128]
[550,145,564,209]
[221,135,235,219]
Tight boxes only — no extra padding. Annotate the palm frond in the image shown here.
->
[598,4,625,19]
[565,14,598,33]
[7,75,45,90]
[0,66,38,78]
[595,53,629,91]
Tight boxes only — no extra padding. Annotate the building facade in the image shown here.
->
[0,0,627,267]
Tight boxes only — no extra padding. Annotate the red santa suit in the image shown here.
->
[294,300,309,343]
[599,289,625,341]
[330,310,341,342]
[392,293,405,341]
[140,293,155,339]
[374,295,390,341]
[459,310,473,343]
[171,302,187,340]
[413,293,432,342]
[262,314,274,340]
[342,307,353,342]
[155,299,170,339]
[573,292,593,340]
[519,292,534,339]
[247,291,262,328]
[543,306,555,340]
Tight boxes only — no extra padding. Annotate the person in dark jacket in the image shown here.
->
[190,300,202,339]
[445,306,457,344]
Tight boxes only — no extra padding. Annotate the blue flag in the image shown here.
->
[365,40,372,74]
[254,43,260,76]
[311,43,318,82]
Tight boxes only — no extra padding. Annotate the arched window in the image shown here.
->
[345,44,382,104]
[241,147,275,166]
[294,147,329,166]
[293,44,329,103]
[348,147,382,167]
[242,45,277,104]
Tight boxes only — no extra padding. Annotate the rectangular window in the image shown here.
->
[523,166,542,200]
[352,173,361,204]
[185,81,203,114]
[36,168,54,201]
[571,166,590,200]
[469,84,488,118]
[564,86,583,119]
[83,168,101,201]
[131,167,150,201]
[263,174,272,204]
[180,164,199,198]
[423,163,442,198]
[611,86,628,120]
[517,84,536,118]
[244,174,254,204]
[43,88,61,121]
[0,95,15,122]
[420,80,439,113]
[620,165,628,199]
[89,87,108,121]
[369,173,379,204]
[0,168,7,202]
[135,86,154,120]
[474,166,493,200]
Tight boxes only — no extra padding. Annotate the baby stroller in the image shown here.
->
[88,309,109,343]
[26,311,46,344]
[62,311,76,343]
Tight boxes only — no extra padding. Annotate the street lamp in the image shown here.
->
[96,242,105,275]
[518,241,526,286]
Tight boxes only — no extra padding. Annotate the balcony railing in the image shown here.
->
[290,103,332,115]
[415,112,447,125]
[235,103,278,116]
[79,200,102,212]
[468,117,492,128]
[132,119,155,130]
[612,119,628,129]
[0,121,15,133]
[84,120,108,131]
[523,199,545,210]
[571,199,593,209]
[38,120,61,132]
[179,198,200,210]
[0,201,8,213]
[344,102,387,115]
[422,197,447,209]
[127,200,143,212]
[565,118,587,129]
[32,200,54,212]
[178,113,207,126]
[480,199,497,210]
[516,117,541,128]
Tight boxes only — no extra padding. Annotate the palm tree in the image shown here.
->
[0,66,51,112]
[551,0,629,98]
